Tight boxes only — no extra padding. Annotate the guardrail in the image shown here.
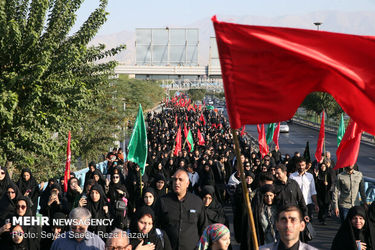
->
[364,177,375,204]
[292,116,375,145]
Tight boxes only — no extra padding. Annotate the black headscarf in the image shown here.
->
[16,168,38,195]
[152,174,167,199]
[107,175,128,204]
[130,206,167,250]
[140,187,156,209]
[201,185,226,225]
[332,206,375,250]
[86,184,107,219]
[0,166,12,198]
[0,182,22,225]
[16,196,33,217]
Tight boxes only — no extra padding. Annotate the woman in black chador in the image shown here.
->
[0,166,12,199]
[16,169,40,215]
[332,205,375,250]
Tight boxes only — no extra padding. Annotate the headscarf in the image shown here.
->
[86,184,107,219]
[16,196,33,217]
[0,182,22,224]
[0,166,12,198]
[197,224,230,250]
[332,206,374,250]
[17,168,38,195]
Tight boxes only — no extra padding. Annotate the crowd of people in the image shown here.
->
[0,98,374,250]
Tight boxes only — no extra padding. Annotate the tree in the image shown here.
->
[0,0,125,180]
[301,92,343,119]
[75,75,165,163]
[187,89,206,102]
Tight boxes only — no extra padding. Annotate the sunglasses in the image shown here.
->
[16,205,27,210]
[113,176,120,179]
[7,191,15,194]
[0,171,5,175]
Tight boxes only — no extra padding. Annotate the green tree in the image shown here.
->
[187,89,206,102]
[301,92,343,119]
[0,0,125,180]
[75,75,165,165]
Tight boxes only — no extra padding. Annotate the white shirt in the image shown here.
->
[188,172,199,187]
[290,171,317,205]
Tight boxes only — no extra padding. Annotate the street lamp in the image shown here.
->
[313,22,323,31]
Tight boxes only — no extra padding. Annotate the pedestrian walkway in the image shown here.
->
[309,215,341,249]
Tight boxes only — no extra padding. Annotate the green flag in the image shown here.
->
[206,105,214,110]
[186,130,194,152]
[337,113,345,146]
[266,123,276,145]
[127,104,148,175]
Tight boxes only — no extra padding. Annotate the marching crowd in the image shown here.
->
[0,100,375,250]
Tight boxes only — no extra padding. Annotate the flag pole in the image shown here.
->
[231,128,258,249]
[323,110,326,159]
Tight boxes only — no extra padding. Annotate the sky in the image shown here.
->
[73,0,375,36]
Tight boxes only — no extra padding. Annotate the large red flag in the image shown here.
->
[173,126,182,156]
[315,111,325,162]
[273,122,280,149]
[335,120,363,170]
[212,16,375,135]
[198,129,205,145]
[258,124,269,158]
[64,131,71,193]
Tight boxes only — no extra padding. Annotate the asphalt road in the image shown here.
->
[244,123,375,178]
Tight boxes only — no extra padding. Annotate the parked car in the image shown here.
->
[280,122,290,133]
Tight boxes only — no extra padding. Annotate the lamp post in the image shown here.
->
[313,22,323,31]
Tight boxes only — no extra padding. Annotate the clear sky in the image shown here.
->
[73,0,375,36]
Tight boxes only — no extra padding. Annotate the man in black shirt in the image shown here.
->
[274,164,309,222]
[155,169,207,250]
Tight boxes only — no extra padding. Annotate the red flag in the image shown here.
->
[273,122,281,149]
[184,123,188,139]
[174,126,182,156]
[199,104,202,111]
[315,111,325,162]
[199,113,206,126]
[198,129,205,145]
[240,125,246,136]
[258,124,269,158]
[175,115,178,127]
[64,131,71,193]
[212,16,375,135]
[335,120,363,170]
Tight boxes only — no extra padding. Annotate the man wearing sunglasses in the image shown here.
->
[51,207,105,250]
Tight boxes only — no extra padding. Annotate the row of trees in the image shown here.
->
[0,0,164,181]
